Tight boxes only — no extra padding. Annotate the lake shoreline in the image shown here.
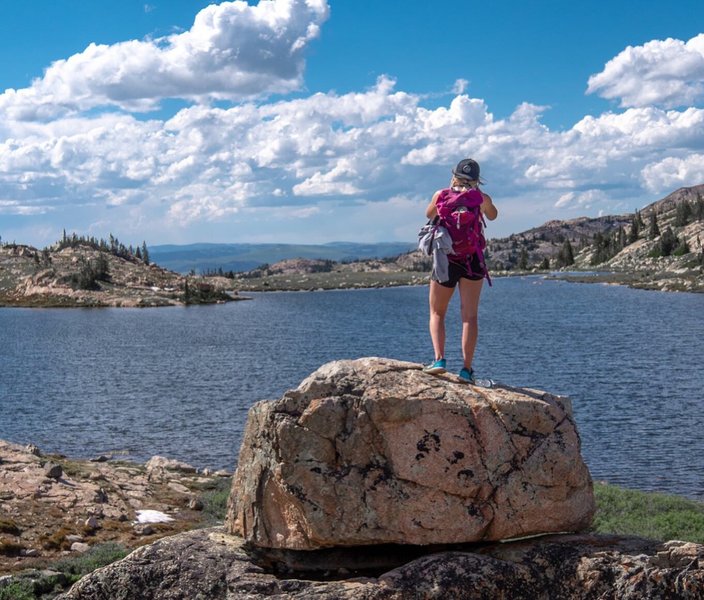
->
[229,268,704,295]
[3,280,702,503]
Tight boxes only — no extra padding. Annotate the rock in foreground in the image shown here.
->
[226,358,594,549]
[57,527,704,599]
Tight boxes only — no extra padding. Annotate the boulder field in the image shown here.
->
[0,440,229,574]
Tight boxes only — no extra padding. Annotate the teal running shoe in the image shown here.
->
[423,358,446,374]
[458,367,475,384]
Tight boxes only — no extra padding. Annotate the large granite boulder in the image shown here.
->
[57,527,704,599]
[226,357,594,549]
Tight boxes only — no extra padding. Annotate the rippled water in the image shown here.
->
[1,277,703,499]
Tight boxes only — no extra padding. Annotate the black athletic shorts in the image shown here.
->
[439,255,484,288]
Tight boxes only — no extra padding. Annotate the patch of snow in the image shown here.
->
[135,509,174,524]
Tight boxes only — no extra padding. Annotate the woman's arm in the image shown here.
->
[425,191,441,219]
[480,192,498,221]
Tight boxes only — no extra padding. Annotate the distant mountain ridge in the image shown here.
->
[227,184,704,294]
[486,183,704,272]
[149,241,416,274]
[148,185,704,292]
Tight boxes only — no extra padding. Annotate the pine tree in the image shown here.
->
[556,239,575,267]
[674,201,692,227]
[563,239,575,266]
[673,236,690,256]
[94,254,110,280]
[694,194,704,221]
[649,213,660,239]
[590,232,616,265]
[658,227,678,256]
[141,241,150,265]
[628,214,640,244]
[635,210,645,230]
[518,247,529,270]
[617,226,626,250]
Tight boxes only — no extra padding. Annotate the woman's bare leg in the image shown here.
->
[458,278,484,369]
[428,281,455,360]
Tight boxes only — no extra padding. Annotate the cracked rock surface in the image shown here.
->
[57,528,704,600]
[226,357,595,550]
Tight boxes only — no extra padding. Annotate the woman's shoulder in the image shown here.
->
[431,188,447,203]
[434,187,452,200]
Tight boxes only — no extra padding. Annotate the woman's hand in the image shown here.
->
[481,192,498,221]
[425,191,441,219]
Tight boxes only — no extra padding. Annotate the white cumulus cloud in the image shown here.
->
[3,77,704,240]
[641,153,704,193]
[3,22,704,246]
[554,189,609,210]
[0,0,329,120]
[587,33,704,108]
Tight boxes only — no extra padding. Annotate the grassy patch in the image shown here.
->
[39,527,74,551]
[0,580,36,600]
[51,542,128,577]
[593,482,704,543]
[0,572,72,600]
[199,477,232,524]
[58,460,92,479]
[0,543,128,600]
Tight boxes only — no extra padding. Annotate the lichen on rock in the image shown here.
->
[226,357,595,550]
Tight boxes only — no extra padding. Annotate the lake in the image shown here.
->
[1,277,703,500]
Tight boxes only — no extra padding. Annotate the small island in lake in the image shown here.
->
[0,233,241,308]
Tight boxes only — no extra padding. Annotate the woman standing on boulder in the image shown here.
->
[422,158,498,383]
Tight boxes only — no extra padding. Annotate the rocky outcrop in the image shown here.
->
[0,440,230,573]
[53,359,704,598]
[226,358,594,550]
[57,527,704,599]
[0,243,242,307]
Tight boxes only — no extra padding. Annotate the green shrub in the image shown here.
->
[52,542,128,576]
[0,580,35,600]
[199,477,232,524]
[593,482,704,543]
[673,237,690,256]
[0,571,72,600]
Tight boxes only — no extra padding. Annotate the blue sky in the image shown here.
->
[1,0,703,247]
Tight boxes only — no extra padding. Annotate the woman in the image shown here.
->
[423,158,498,383]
